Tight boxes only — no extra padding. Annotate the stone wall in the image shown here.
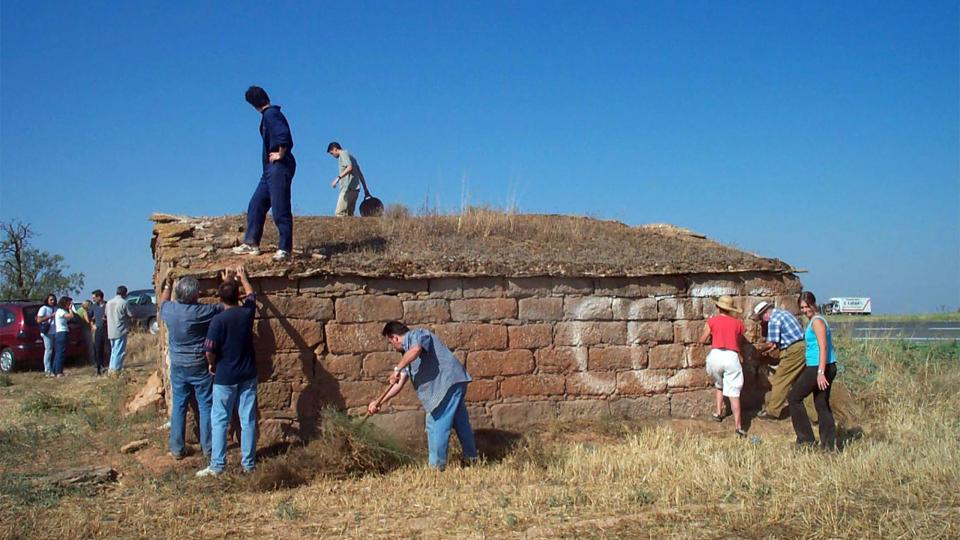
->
[156,270,801,446]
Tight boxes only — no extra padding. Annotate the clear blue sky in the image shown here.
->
[1,1,957,313]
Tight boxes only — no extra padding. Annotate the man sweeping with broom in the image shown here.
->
[366,321,479,470]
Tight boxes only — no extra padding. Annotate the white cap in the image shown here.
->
[752,301,773,319]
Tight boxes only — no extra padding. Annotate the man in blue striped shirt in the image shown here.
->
[753,301,817,420]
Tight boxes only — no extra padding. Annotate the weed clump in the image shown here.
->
[249,408,414,491]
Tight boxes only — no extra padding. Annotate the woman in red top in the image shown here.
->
[697,296,747,437]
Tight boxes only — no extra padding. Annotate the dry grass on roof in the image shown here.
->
[151,208,793,279]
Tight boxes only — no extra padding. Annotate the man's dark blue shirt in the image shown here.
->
[204,295,257,385]
[260,105,295,170]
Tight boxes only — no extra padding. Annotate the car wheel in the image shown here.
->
[149,318,159,335]
[0,348,14,373]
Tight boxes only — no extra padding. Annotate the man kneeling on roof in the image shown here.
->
[367,321,479,470]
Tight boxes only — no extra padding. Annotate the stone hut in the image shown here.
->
[150,212,802,446]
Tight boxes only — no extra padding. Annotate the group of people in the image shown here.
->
[160,266,476,475]
[699,291,840,450]
[35,286,136,377]
[230,85,372,263]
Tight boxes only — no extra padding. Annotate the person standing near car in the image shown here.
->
[158,274,225,460]
[197,266,259,477]
[89,290,108,375]
[36,293,57,377]
[75,300,96,372]
[52,297,74,378]
[106,286,133,376]
[232,86,296,262]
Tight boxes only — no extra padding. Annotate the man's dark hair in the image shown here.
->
[326,142,342,152]
[245,86,270,109]
[382,321,409,337]
[218,281,241,305]
[92,289,104,299]
[116,286,127,297]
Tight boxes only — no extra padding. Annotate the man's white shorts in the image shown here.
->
[705,349,743,398]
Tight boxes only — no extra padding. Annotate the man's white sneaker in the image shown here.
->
[272,250,290,262]
[195,467,222,478]
[232,244,261,256]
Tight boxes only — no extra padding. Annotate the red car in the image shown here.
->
[0,302,88,372]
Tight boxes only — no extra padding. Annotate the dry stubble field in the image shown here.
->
[1,333,958,539]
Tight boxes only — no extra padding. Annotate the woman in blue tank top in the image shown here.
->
[788,291,838,450]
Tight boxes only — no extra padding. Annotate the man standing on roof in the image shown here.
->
[327,142,370,217]
[367,321,479,471]
[233,86,296,262]
[753,301,817,421]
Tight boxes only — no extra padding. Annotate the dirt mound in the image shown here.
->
[152,210,794,279]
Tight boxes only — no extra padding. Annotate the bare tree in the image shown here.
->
[0,220,84,300]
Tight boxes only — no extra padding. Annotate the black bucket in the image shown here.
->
[359,195,384,217]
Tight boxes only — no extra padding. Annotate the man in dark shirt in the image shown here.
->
[196,266,258,477]
[233,85,296,262]
[88,290,108,376]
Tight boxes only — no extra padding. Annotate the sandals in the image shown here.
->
[735,428,748,438]
[711,412,725,422]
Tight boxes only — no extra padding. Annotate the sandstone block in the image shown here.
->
[467,350,534,377]
[558,400,611,419]
[298,276,366,296]
[336,295,403,323]
[403,299,451,323]
[258,277,295,295]
[267,350,316,381]
[258,296,334,320]
[462,277,507,298]
[362,351,403,378]
[259,419,298,447]
[564,296,614,320]
[594,276,685,297]
[616,370,669,395]
[258,381,293,410]
[588,346,647,370]
[431,323,508,351]
[428,278,462,299]
[658,297,702,320]
[685,345,709,368]
[609,395,671,417]
[555,321,627,346]
[466,379,499,402]
[775,294,801,315]
[505,277,553,298]
[566,372,616,395]
[551,278,594,295]
[366,278,428,294]
[667,369,713,390]
[670,389,716,417]
[255,318,324,352]
[325,322,391,354]
[535,347,584,374]
[125,371,165,416]
[686,275,742,298]
[450,298,517,321]
[674,320,704,344]
[628,321,675,344]
[508,324,553,349]
[366,410,425,444]
[518,297,564,321]
[491,401,557,428]
[318,354,362,380]
[467,405,494,430]
[339,380,390,408]
[612,298,658,320]
[648,344,686,369]
[740,272,803,296]
[500,374,565,397]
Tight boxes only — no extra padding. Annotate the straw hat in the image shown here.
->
[714,295,741,314]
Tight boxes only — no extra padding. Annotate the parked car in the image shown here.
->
[125,289,159,334]
[0,301,87,372]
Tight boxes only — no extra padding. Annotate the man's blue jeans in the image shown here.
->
[210,377,257,472]
[41,333,54,373]
[425,382,478,470]
[109,335,128,372]
[169,364,213,457]
[53,331,68,375]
